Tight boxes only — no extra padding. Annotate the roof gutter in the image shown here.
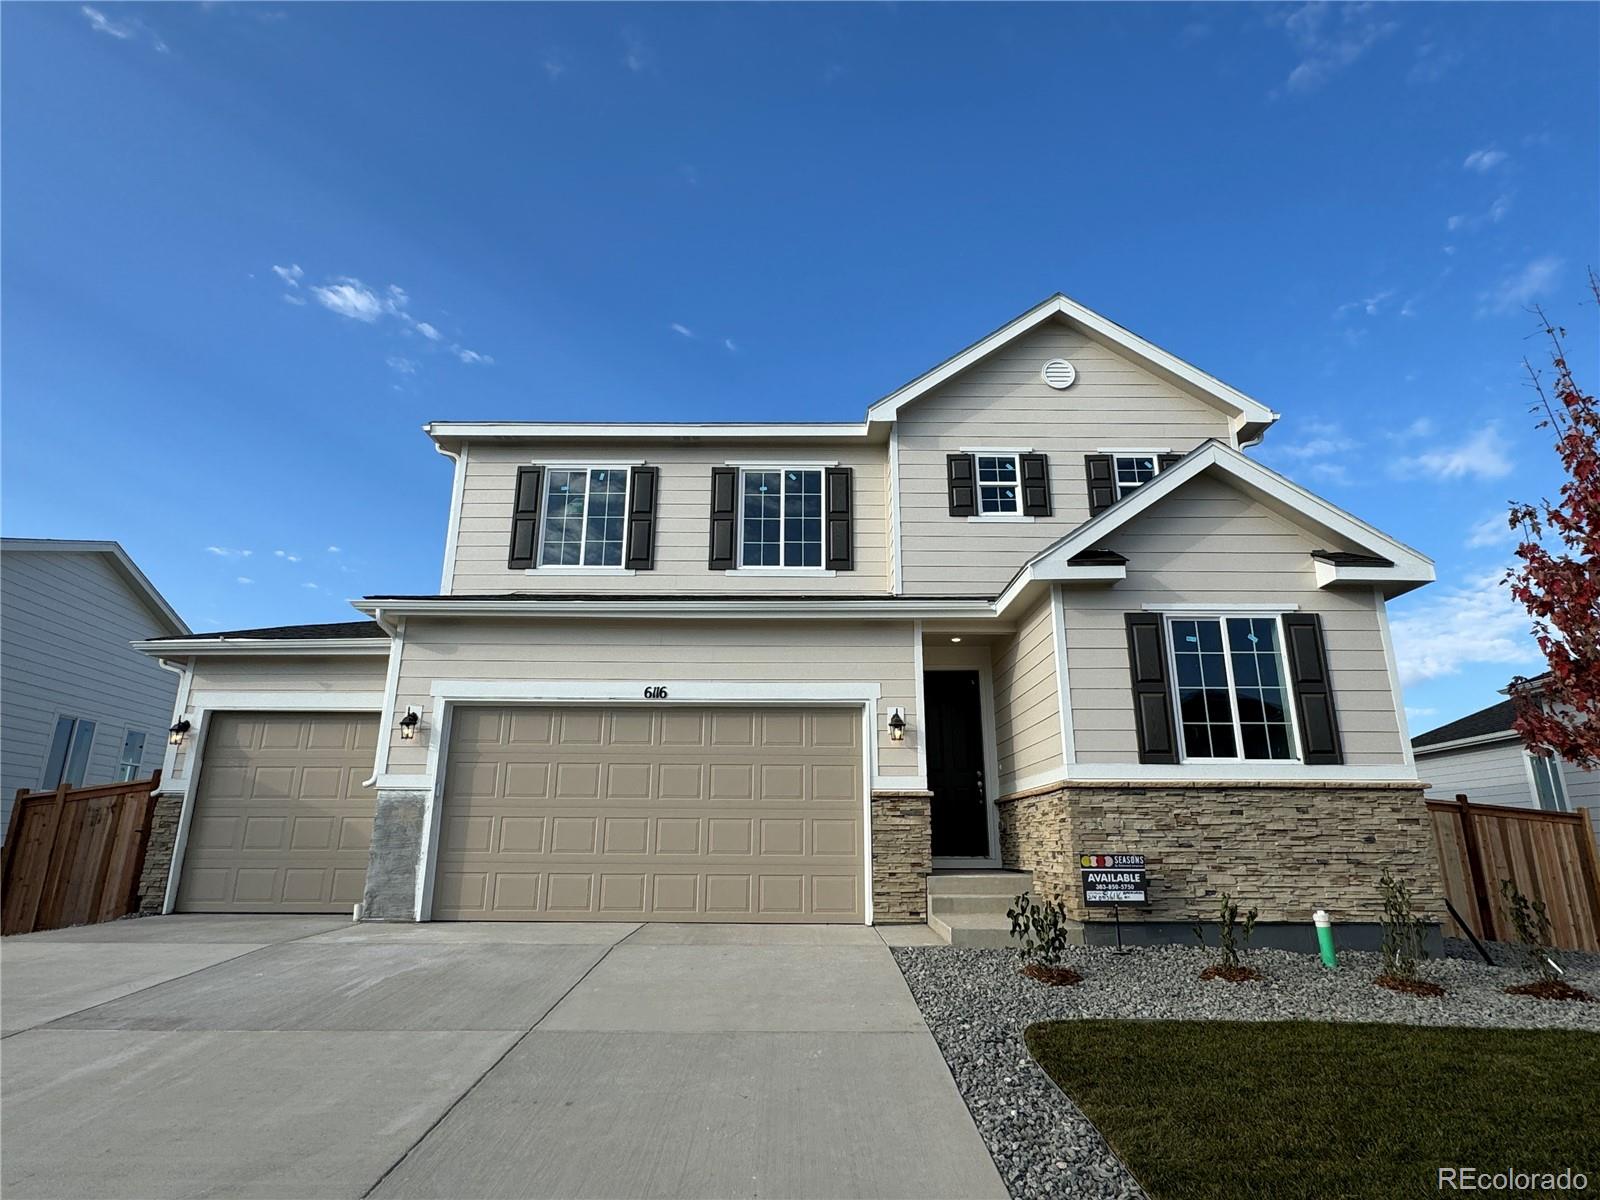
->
[350,596,999,621]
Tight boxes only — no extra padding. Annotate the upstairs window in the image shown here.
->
[1168,616,1298,762]
[539,468,628,567]
[1529,754,1568,812]
[1114,454,1159,498]
[741,469,822,567]
[117,730,148,782]
[976,454,1021,515]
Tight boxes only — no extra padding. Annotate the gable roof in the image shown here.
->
[996,440,1434,612]
[1,538,188,636]
[864,293,1280,441]
[1412,699,1519,751]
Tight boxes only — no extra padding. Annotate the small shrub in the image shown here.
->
[1378,869,1429,982]
[1192,892,1258,974]
[1500,878,1561,983]
[1007,890,1071,968]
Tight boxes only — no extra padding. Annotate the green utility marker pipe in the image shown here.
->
[1313,909,1337,969]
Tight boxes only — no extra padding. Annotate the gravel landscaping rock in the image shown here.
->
[892,942,1600,1200]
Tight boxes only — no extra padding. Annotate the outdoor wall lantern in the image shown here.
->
[887,708,907,742]
[399,707,421,740]
[168,719,191,747]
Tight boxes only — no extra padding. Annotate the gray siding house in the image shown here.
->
[131,294,1440,947]
[1,539,189,833]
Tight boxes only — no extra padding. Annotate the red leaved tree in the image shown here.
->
[1504,269,1600,768]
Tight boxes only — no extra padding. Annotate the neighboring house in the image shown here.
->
[1414,691,1600,844]
[132,293,1437,948]
[1,539,189,835]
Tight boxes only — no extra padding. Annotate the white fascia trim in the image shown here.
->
[866,294,1279,430]
[1026,441,1434,583]
[1141,602,1300,614]
[427,422,872,441]
[1037,563,1127,583]
[352,598,993,621]
[1412,730,1522,756]
[1373,589,1415,768]
[888,424,904,595]
[1051,585,1076,767]
[437,441,466,594]
[1314,560,1419,592]
[133,639,388,656]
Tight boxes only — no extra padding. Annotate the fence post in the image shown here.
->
[1454,793,1498,942]
[1575,807,1600,936]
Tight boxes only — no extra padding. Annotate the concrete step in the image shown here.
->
[928,913,1018,949]
[924,870,1032,897]
[929,892,1026,917]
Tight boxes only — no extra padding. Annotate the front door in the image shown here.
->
[925,670,989,859]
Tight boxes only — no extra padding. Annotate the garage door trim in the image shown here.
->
[161,691,385,914]
[413,681,883,925]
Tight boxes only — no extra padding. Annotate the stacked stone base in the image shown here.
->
[136,792,184,914]
[870,790,933,923]
[998,780,1440,947]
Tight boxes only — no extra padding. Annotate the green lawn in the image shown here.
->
[1025,1020,1600,1200]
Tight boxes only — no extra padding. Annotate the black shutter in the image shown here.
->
[1158,453,1183,472]
[825,467,854,570]
[1085,454,1117,516]
[624,466,659,571]
[1282,613,1344,765]
[1019,453,1052,517]
[946,453,977,517]
[1124,613,1178,764]
[708,467,738,569]
[507,465,542,569]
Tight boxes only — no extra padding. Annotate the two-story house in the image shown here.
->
[134,295,1439,948]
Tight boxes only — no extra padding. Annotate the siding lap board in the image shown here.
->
[991,591,1063,792]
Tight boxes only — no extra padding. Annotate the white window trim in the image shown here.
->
[971,451,1025,518]
[724,459,838,468]
[1524,751,1569,813]
[734,465,829,571]
[1144,603,1300,614]
[1096,447,1173,454]
[1109,450,1166,500]
[959,445,1034,454]
[533,464,634,571]
[1164,613,1303,766]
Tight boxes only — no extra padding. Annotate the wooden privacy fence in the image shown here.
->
[1,770,162,936]
[1428,794,1600,953]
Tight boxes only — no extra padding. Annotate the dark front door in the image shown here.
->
[925,670,989,858]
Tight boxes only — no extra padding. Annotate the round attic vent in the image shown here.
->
[1041,359,1077,389]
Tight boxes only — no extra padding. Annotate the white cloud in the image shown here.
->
[386,355,419,376]
[621,26,651,72]
[1277,2,1398,94]
[1392,424,1513,481]
[413,321,440,341]
[1387,416,1435,442]
[1334,289,1394,319]
[302,582,320,590]
[311,279,385,322]
[81,5,167,52]
[206,546,252,559]
[236,576,254,585]
[1407,40,1461,85]
[287,266,491,366]
[327,545,341,554]
[282,293,307,306]
[272,263,304,287]
[723,338,737,353]
[1480,255,1563,315]
[1389,572,1538,685]
[1447,193,1512,233]
[542,53,567,81]
[1304,461,1352,485]
[454,347,492,365]
[1462,147,1508,172]
[1405,705,1437,721]
[1276,419,1358,459]
[273,549,302,562]
[1466,512,1516,549]
[670,322,694,339]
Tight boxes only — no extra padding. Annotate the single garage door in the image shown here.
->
[434,705,865,922]
[176,712,378,913]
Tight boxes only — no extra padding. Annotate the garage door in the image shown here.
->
[434,705,865,922]
[176,712,378,913]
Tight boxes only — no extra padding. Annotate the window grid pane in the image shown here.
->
[742,471,782,566]
[1115,455,1157,497]
[539,468,626,567]
[1172,619,1238,760]
[782,470,822,567]
[976,455,1020,514]
[117,730,147,783]
[1225,617,1295,761]
[740,470,821,567]
[582,469,626,567]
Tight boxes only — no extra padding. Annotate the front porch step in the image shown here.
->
[928,913,1017,948]
[925,870,1033,897]
[930,892,1029,917]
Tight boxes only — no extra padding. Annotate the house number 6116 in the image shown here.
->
[643,686,669,699]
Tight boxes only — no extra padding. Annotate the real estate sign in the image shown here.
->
[1080,853,1147,906]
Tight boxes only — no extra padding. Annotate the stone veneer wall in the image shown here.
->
[997,780,1440,924]
[137,792,184,914]
[871,790,932,923]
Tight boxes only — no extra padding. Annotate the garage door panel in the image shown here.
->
[176,712,378,914]
[434,705,864,922]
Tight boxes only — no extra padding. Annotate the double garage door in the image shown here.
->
[179,705,865,923]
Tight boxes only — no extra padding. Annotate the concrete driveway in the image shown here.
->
[1,916,1005,1200]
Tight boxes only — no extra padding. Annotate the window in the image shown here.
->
[976,454,1021,515]
[539,468,628,567]
[1114,454,1159,498]
[117,730,148,782]
[42,716,97,788]
[1529,754,1568,812]
[1168,616,1297,761]
[740,469,822,567]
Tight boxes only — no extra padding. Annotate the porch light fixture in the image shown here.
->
[887,709,907,742]
[949,636,962,643]
[168,719,191,747]
[398,707,421,741]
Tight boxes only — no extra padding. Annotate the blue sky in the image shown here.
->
[3,2,1596,733]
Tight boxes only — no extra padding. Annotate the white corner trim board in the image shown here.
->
[409,680,885,925]
[437,441,466,594]
[1051,585,1076,767]
[1373,589,1415,768]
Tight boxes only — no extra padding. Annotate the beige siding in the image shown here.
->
[1064,475,1407,767]
[389,618,919,778]
[991,591,1063,793]
[172,654,388,777]
[896,320,1235,596]
[451,441,889,594]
